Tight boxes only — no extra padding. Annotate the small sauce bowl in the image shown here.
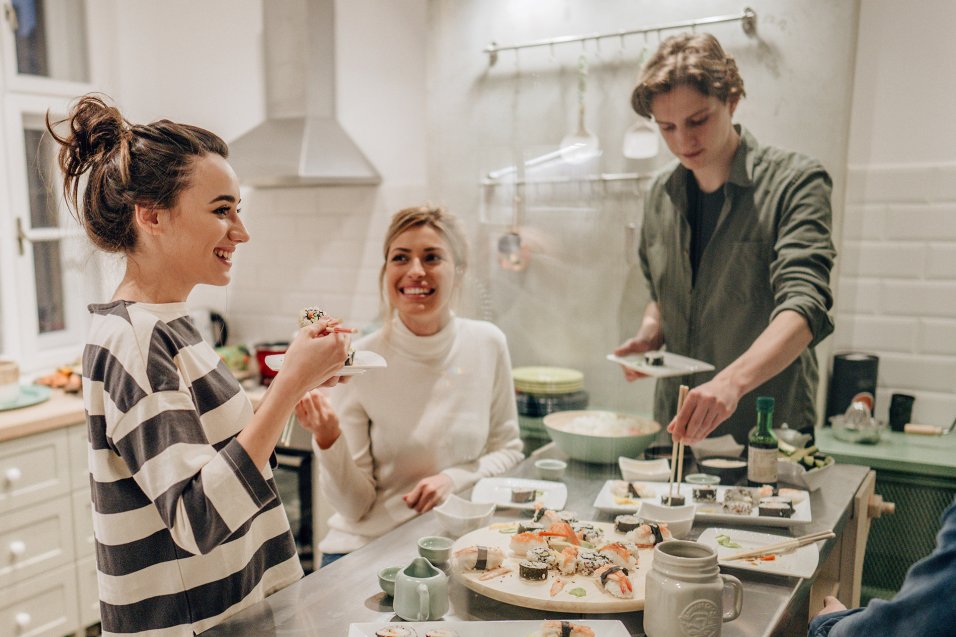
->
[417,535,454,565]
[534,458,568,481]
[377,565,401,596]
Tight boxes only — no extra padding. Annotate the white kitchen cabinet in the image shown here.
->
[0,422,98,635]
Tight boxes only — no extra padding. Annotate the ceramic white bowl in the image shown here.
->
[618,456,671,482]
[534,459,568,481]
[638,500,696,540]
[434,494,495,538]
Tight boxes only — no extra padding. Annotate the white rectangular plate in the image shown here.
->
[606,351,715,378]
[471,477,567,511]
[349,620,629,637]
[592,480,811,528]
[697,527,820,579]
[264,350,387,376]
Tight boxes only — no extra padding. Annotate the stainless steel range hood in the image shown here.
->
[228,0,380,187]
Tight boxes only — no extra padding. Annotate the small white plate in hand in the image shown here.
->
[471,477,567,511]
[606,351,715,378]
[697,527,820,578]
[263,350,387,376]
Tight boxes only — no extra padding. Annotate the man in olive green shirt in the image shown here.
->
[615,33,835,444]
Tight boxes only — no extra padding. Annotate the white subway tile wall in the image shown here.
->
[835,164,956,426]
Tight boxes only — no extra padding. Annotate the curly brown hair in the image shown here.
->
[46,94,228,253]
[630,33,746,119]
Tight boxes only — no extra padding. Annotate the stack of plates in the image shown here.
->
[513,366,588,451]
[512,366,584,395]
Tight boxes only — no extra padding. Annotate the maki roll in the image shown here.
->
[693,485,718,502]
[376,627,418,637]
[453,545,504,571]
[540,621,597,637]
[518,520,544,534]
[571,521,603,544]
[758,496,794,518]
[298,306,326,328]
[557,510,578,524]
[645,353,665,367]
[518,559,550,581]
[597,542,638,568]
[527,546,558,568]
[722,499,754,515]
[660,493,686,506]
[511,487,537,503]
[575,548,611,575]
[724,487,755,503]
[614,514,641,533]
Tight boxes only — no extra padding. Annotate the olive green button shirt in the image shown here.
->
[639,126,835,443]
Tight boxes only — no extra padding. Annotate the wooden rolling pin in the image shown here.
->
[904,423,944,436]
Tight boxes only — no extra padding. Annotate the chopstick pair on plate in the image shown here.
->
[723,530,836,561]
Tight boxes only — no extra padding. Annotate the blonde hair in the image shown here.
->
[631,33,746,119]
[379,205,468,324]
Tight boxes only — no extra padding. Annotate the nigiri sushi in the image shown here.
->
[510,531,549,556]
[453,545,505,571]
[594,564,633,599]
[630,521,672,548]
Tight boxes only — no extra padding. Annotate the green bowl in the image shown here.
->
[542,410,661,464]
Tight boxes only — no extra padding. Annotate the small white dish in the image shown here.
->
[606,351,715,378]
[618,456,671,482]
[638,500,696,539]
[690,434,745,460]
[470,477,567,511]
[534,458,567,481]
[697,527,820,578]
[349,620,630,637]
[264,350,387,375]
[433,494,495,538]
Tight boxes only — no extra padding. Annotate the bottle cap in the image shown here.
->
[756,396,775,410]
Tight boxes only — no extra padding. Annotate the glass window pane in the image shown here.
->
[33,240,65,333]
[12,0,89,82]
[23,128,58,229]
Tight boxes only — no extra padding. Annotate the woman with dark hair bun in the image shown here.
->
[48,94,351,635]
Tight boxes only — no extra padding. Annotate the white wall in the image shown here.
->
[835,0,956,427]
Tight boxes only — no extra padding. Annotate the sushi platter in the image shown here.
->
[450,520,654,612]
[592,480,812,528]
[348,619,630,636]
[697,527,821,578]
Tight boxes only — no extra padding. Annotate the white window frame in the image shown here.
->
[0,0,108,373]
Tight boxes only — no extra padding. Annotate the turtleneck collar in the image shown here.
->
[388,314,458,361]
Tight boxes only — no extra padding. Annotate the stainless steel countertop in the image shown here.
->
[205,446,869,636]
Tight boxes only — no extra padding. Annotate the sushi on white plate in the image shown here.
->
[539,620,596,636]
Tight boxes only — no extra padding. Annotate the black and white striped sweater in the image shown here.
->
[83,301,302,636]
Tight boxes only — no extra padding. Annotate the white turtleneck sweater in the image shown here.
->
[316,316,524,554]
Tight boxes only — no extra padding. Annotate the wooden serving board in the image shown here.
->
[450,520,654,612]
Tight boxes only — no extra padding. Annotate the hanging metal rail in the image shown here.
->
[484,7,756,65]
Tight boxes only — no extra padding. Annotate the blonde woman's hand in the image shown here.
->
[294,390,341,450]
[402,474,454,514]
[281,320,350,392]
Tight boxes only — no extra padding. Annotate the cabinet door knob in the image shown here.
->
[5,467,22,484]
[14,611,31,628]
[9,540,26,557]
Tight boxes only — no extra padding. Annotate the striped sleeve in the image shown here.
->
[88,311,276,555]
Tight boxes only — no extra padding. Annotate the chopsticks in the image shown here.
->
[723,530,836,561]
[668,384,690,499]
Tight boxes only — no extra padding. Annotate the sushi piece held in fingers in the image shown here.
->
[540,620,596,637]
[518,559,550,581]
[595,564,634,599]
[376,626,418,637]
[453,545,504,571]
[510,531,548,556]
[631,521,672,548]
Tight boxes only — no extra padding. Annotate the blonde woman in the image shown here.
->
[296,206,524,566]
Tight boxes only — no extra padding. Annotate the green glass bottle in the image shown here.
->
[747,396,778,487]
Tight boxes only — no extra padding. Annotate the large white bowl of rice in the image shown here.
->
[543,410,661,464]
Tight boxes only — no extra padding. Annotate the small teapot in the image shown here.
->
[393,557,449,621]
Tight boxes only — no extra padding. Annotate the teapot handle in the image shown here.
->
[417,582,430,621]
[721,574,743,621]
